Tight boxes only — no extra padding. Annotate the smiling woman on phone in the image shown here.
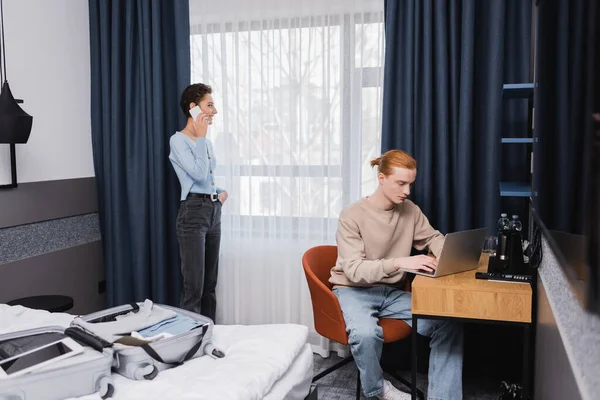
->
[168,83,228,321]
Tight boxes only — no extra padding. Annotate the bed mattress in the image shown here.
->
[0,305,313,400]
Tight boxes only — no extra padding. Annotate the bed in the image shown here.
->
[0,304,314,400]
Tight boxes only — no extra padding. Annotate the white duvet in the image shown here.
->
[0,305,311,400]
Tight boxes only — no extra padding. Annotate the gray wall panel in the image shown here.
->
[0,241,106,315]
[0,213,101,264]
[0,177,98,229]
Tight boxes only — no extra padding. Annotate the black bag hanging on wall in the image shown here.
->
[0,0,33,189]
[0,80,33,144]
[0,0,32,145]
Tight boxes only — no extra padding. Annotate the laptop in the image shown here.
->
[411,228,489,278]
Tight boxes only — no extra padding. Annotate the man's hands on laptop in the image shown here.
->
[395,255,438,275]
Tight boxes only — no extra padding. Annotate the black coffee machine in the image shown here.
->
[488,214,525,274]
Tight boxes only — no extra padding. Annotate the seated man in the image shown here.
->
[330,150,463,400]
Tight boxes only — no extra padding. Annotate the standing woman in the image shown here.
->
[169,83,228,321]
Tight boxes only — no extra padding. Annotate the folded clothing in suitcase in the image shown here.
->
[0,326,114,400]
[71,300,224,381]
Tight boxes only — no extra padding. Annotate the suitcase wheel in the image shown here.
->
[98,376,114,399]
[101,384,114,399]
[143,365,159,380]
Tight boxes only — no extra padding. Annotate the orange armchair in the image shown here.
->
[302,245,424,399]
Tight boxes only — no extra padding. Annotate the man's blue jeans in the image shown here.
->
[333,286,463,400]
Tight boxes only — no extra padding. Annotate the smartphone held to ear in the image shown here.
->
[189,106,202,122]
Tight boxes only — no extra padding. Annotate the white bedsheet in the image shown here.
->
[0,305,313,400]
[264,344,313,400]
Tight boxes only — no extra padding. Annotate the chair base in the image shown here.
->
[312,355,424,400]
[312,354,355,383]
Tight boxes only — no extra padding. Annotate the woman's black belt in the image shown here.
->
[187,193,219,201]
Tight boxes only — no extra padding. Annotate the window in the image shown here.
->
[190,12,384,221]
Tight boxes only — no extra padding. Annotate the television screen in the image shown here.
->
[532,0,600,314]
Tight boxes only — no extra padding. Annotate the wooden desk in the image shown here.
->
[410,253,534,399]
[412,253,532,323]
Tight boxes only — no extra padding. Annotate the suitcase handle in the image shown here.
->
[65,327,112,352]
[88,302,141,323]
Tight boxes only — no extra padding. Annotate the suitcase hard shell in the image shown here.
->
[0,326,114,400]
[73,303,223,381]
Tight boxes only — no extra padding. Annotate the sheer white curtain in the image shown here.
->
[189,0,385,355]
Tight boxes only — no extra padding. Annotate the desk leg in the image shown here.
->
[523,324,531,400]
[412,315,418,400]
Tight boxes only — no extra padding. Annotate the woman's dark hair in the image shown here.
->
[180,83,212,118]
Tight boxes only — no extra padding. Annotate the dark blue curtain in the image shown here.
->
[88,0,190,306]
[382,0,532,234]
[533,0,596,234]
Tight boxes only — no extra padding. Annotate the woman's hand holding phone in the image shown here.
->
[190,106,209,138]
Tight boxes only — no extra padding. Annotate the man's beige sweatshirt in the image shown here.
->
[329,197,445,288]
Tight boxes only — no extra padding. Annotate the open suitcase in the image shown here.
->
[0,326,114,400]
[71,301,224,381]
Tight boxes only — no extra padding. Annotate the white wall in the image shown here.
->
[0,0,94,185]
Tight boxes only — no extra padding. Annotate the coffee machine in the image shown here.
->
[488,214,526,274]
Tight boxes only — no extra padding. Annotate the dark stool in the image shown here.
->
[7,295,74,313]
